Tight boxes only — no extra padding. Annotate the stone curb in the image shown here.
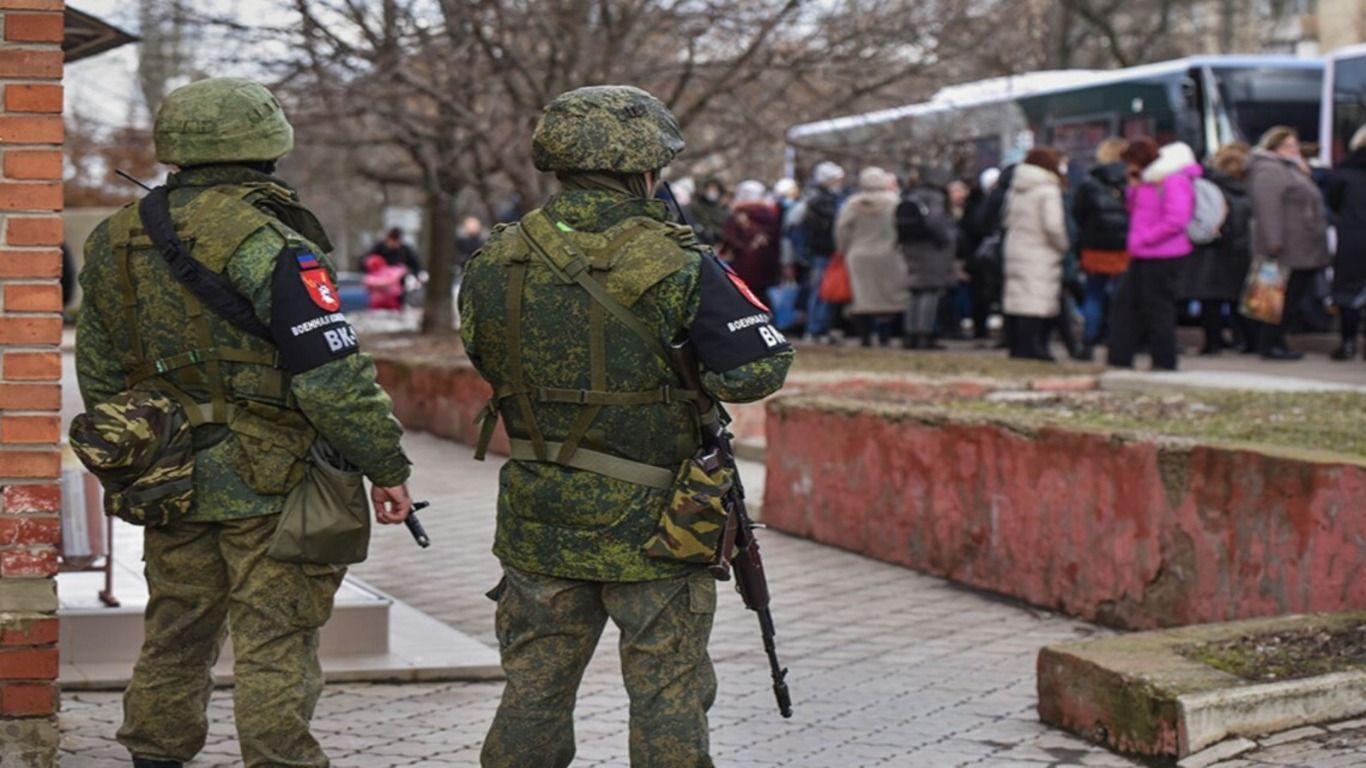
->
[1037,612,1366,763]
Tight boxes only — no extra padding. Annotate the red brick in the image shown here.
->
[0,49,61,79]
[0,249,60,278]
[0,682,55,716]
[5,216,61,245]
[1,483,59,513]
[0,383,59,410]
[0,116,62,145]
[0,182,60,211]
[3,84,61,115]
[0,415,58,444]
[0,450,58,479]
[3,282,59,311]
[0,316,61,345]
[0,1,64,10]
[4,14,64,43]
[2,149,60,179]
[0,648,57,680]
[0,517,59,546]
[0,618,57,646]
[2,351,59,381]
[0,548,57,577]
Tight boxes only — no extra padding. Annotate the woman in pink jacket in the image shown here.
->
[1106,138,1201,371]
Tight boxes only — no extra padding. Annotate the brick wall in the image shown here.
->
[0,1,63,765]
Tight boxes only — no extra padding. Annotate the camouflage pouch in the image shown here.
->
[224,400,316,495]
[69,386,195,527]
[643,455,734,563]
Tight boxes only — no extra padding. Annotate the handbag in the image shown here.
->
[818,251,852,303]
[1239,259,1287,324]
[267,440,371,565]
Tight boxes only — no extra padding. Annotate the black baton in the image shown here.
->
[405,500,431,548]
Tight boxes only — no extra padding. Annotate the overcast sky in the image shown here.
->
[65,1,292,130]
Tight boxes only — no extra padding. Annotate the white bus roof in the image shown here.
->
[788,55,1324,143]
[1327,43,1366,62]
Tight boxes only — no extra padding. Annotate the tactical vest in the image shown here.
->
[97,183,316,488]
[474,209,705,489]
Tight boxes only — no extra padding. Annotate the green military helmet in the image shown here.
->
[532,85,684,174]
[154,77,295,166]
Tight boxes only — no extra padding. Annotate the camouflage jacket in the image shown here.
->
[77,165,410,522]
[460,188,792,582]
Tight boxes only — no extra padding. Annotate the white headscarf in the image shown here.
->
[734,179,767,204]
[813,161,846,187]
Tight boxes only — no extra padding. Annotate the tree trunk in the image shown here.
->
[421,188,458,335]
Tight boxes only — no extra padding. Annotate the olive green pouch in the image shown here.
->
[267,440,371,565]
[225,400,316,495]
[69,385,196,527]
[643,456,734,563]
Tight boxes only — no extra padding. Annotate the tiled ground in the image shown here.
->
[57,431,1363,767]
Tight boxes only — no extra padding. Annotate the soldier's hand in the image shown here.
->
[372,483,413,524]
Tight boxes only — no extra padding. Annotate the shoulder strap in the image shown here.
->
[519,210,673,367]
[138,187,274,343]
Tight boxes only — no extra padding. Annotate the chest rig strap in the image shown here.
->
[108,186,292,425]
[472,209,698,488]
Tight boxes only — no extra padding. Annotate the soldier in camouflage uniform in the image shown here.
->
[460,85,793,768]
[75,78,413,768]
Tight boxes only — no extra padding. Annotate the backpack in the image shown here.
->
[1187,177,1228,245]
[895,195,933,244]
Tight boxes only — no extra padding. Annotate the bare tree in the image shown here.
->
[138,0,192,116]
[263,0,1006,333]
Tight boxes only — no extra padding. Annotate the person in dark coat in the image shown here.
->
[719,180,782,297]
[899,166,959,349]
[1072,138,1130,355]
[1179,143,1254,355]
[369,227,423,273]
[1246,126,1331,360]
[1327,125,1366,362]
[690,175,730,246]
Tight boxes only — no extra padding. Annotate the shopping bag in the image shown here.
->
[1239,259,1287,324]
[818,251,852,304]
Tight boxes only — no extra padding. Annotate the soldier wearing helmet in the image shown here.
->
[75,78,413,768]
[461,85,793,767]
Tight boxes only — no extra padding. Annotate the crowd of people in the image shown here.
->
[674,124,1366,369]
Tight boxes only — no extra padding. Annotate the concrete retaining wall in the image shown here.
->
[762,399,1366,630]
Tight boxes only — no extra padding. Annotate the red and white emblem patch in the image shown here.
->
[725,271,770,312]
[300,268,342,312]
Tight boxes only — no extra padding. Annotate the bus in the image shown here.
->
[787,55,1324,181]
[1322,44,1366,165]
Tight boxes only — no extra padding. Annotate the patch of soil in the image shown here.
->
[958,390,1366,459]
[1182,622,1366,682]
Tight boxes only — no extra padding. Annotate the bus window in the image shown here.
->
[1330,53,1366,164]
[1216,66,1321,148]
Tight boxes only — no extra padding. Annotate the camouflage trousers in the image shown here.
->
[481,567,718,768]
[116,514,345,767]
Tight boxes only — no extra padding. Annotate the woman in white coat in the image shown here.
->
[1003,147,1071,360]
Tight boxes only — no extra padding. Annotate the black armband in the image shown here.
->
[269,245,359,374]
[691,254,792,373]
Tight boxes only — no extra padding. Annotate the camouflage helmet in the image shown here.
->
[154,77,295,166]
[532,85,684,174]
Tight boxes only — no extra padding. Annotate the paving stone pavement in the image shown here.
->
[57,432,1363,767]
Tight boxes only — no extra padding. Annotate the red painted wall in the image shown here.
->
[763,402,1366,629]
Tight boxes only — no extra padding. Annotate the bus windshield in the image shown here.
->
[1328,51,1366,163]
[1215,66,1322,149]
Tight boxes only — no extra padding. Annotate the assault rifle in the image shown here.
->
[671,338,793,719]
